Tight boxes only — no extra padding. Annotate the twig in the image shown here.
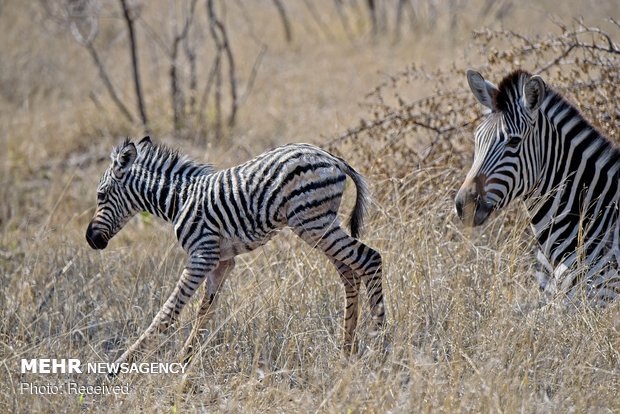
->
[198,52,221,129]
[536,44,576,74]
[120,0,149,129]
[302,0,335,40]
[239,44,267,107]
[272,0,292,43]
[328,109,480,147]
[207,0,238,128]
[42,0,135,123]
[170,0,199,131]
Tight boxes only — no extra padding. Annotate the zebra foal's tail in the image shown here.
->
[334,156,370,239]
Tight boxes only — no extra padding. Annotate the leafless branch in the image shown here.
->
[40,0,134,123]
[184,27,198,118]
[198,51,221,136]
[119,0,148,129]
[207,0,238,129]
[84,41,135,123]
[302,0,335,40]
[333,0,353,41]
[272,0,292,43]
[238,44,267,107]
[170,0,198,131]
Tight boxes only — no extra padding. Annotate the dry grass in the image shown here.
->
[1,1,620,413]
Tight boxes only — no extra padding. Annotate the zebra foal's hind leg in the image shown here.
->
[332,259,361,354]
[293,222,385,355]
[181,259,235,364]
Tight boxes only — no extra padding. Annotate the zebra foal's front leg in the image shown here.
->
[112,253,219,370]
[181,258,235,364]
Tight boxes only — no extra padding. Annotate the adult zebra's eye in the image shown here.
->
[97,191,106,203]
[506,135,522,148]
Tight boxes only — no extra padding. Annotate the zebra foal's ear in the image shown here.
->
[523,75,546,112]
[112,142,137,179]
[467,69,499,111]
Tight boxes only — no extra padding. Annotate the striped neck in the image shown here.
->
[526,91,619,266]
[126,146,214,223]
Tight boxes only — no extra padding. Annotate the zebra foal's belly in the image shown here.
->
[219,231,280,260]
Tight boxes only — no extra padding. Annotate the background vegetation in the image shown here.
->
[1,0,619,412]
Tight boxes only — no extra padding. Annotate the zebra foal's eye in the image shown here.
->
[97,192,107,203]
[506,135,522,148]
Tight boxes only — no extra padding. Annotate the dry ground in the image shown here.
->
[1,1,619,413]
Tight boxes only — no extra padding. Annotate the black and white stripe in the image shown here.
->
[455,70,620,305]
[86,137,384,366]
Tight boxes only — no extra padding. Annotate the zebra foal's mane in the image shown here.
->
[125,138,216,176]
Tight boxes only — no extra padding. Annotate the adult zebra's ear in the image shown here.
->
[112,143,137,180]
[138,135,152,148]
[523,75,546,113]
[467,69,499,111]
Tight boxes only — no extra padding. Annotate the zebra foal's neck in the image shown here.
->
[126,143,214,223]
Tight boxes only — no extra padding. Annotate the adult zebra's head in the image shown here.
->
[455,70,547,226]
[86,138,146,249]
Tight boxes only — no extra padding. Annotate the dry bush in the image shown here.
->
[330,19,620,179]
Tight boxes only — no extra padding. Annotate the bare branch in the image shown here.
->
[170,0,199,131]
[238,44,267,107]
[184,24,198,118]
[272,0,292,43]
[366,0,377,37]
[40,0,134,122]
[85,42,135,123]
[302,0,335,40]
[536,44,577,74]
[333,0,353,41]
[198,53,222,131]
[119,0,148,129]
[207,0,238,128]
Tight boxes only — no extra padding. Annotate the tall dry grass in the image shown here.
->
[1,1,619,412]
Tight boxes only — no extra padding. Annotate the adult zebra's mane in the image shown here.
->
[133,139,216,176]
[493,70,616,150]
[492,69,531,112]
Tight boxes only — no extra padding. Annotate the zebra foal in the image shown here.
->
[456,69,620,304]
[86,137,384,367]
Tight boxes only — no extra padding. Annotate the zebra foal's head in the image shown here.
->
[86,138,145,249]
[455,69,547,226]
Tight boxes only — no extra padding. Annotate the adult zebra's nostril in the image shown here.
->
[86,223,108,250]
[455,196,464,219]
[455,188,481,227]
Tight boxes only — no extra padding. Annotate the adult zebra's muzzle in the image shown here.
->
[455,187,494,227]
[86,222,109,250]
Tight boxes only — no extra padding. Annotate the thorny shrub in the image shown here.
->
[329,19,620,185]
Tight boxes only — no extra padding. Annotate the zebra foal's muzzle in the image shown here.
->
[455,176,494,227]
[85,221,109,250]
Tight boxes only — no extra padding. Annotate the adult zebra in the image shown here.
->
[86,137,384,367]
[455,69,620,305]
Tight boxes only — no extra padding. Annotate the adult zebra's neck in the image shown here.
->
[526,90,620,266]
[126,146,214,223]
